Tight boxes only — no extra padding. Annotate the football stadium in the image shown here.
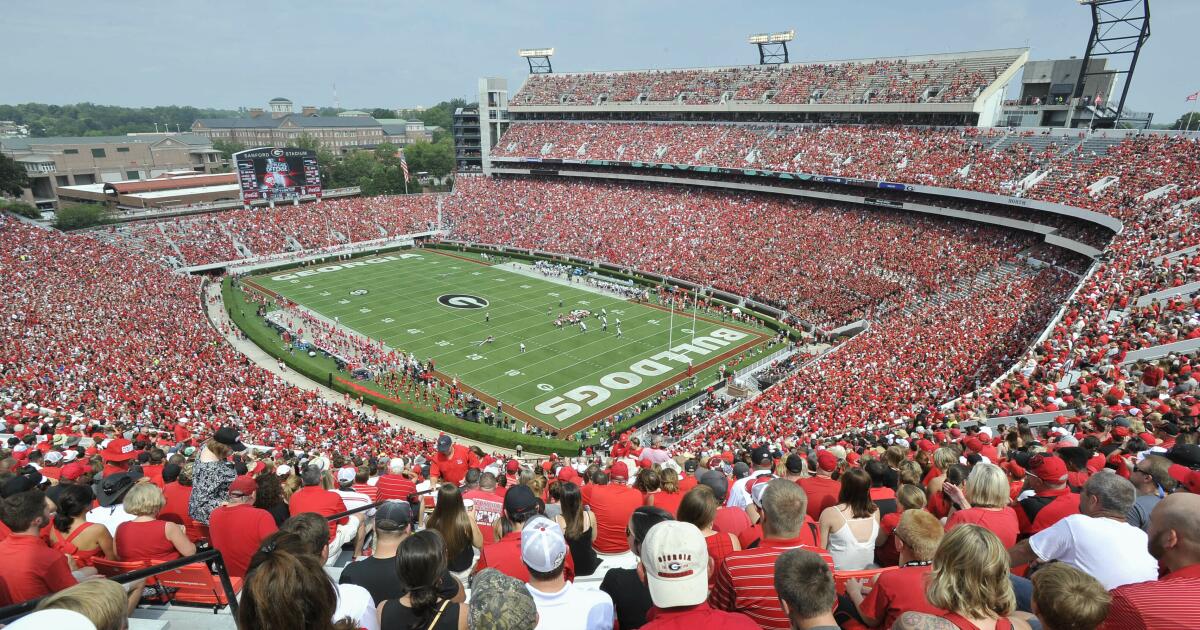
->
[2,1,1200,629]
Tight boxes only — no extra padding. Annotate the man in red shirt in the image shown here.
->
[209,475,278,578]
[464,471,505,543]
[430,435,480,486]
[289,465,359,566]
[797,451,842,522]
[1103,493,1200,630]
[710,480,834,630]
[474,485,575,581]
[848,510,946,628]
[585,462,644,554]
[99,438,139,478]
[375,458,418,504]
[0,490,77,602]
[1016,454,1079,535]
[638,521,759,629]
[351,466,378,502]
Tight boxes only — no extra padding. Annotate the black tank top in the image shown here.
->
[380,599,460,630]
[563,518,601,577]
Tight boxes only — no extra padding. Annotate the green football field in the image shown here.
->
[245,249,770,434]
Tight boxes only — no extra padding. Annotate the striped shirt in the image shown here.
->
[374,474,417,503]
[709,536,835,630]
[1102,564,1200,630]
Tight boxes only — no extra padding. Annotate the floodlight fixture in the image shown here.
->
[518,48,555,58]
[748,29,794,65]
[518,48,554,74]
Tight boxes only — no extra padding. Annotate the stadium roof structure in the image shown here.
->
[509,47,1029,118]
[192,115,384,130]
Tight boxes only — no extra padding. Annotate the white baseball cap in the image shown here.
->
[336,467,356,484]
[640,521,710,608]
[520,516,567,574]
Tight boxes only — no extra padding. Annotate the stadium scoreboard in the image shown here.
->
[233,147,322,203]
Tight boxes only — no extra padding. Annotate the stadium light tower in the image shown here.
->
[748,30,794,65]
[1070,0,1150,127]
[518,48,555,74]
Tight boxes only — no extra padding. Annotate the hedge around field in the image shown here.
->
[220,277,583,455]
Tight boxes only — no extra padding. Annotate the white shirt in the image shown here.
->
[1029,514,1159,590]
[527,582,614,630]
[727,470,774,509]
[334,583,379,630]
[335,488,375,518]
[86,504,137,539]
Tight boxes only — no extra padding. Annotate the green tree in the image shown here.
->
[0,153,30,197]
[373,142,400,165]
[0,199,40,219]
[1171,112,1200,130]
[0,103,239,137]
[403,138,455,179]
[54,203,112,230]
[370,108,396,120]
[287,133,320,151]
[212,138,246,160]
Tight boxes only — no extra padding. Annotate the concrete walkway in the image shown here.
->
[203,281,516,455]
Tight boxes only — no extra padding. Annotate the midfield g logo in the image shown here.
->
[437,294,489,309]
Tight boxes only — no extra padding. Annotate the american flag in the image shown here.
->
[400,151,410,181]
[1187,91,1200,102]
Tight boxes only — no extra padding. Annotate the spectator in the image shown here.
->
[48,484,116,567]
[0,490,77,602]
[289,464,361,565]
[278,513,379,630]
[425,483,484,577]
[773,549,840,630]
[894,525,1029,630]
[115,482,196,563]
[874,483,925,568]
[636,521,758,629]
[817,467,879,570]
[728,446,776,509]
[554,481,600,577]
[585,462,644,554]
[1029,563,1110,630]
[474,485,575,581]
[797,451,841,522]
[238,546,358,630]
[944,462,1021,547]
[464,471,505,543]
[85,472,137,538]
[254,471,292,527]
[1126,454,1174,531]
[676,485,742,583]
[189,427,243,525]
[1103,493,1200,629]
[600,506,673,630]
[34,579,129,630]
[711,479,834,629]
[699,470,751,537]
[376,458,418,504]
[521,516,613,630]
[209,475,278,578]
[847,509,946,628]
[650,467,685,516]
[1009,473,1158,590]
[469,568,538,630]
[430,435,480,486]
[1016,455,1080,536]
[376,530,466,630]
[160,462,198,534]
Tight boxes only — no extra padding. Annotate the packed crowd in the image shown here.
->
[444,177,1035,328]
[3,414,1198,630]
[95,194,442,268]
[511,52,1020,106]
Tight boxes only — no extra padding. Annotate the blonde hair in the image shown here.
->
[896,484,928,510]
[965,463,1010,509]
[933,447,959,473]
[204,438,232,461]
[1031,562,1111,630]
[927,524,1016,619]
[895,509,943,561]
[36,579,128,630]
[123,481,166,517]
[898,461,924,486]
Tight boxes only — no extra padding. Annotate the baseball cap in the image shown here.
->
[785,453,805,474]
[521,516,568,573]
[640,521,710,608]
[732,461,750,479]
[503,484,539,521]
[816,450,838,472]
[750,445,772,466]
[100,438,139,462]
[698,470,728,502]
[683,459,699,473]
[229,475,257,497]
[437,435,453,454]
[44,451,64,465]
[609,461,630,481]
[469,568,538,630]
[1167,444,1200,470]
[375,500,414,531]
[214,427,246,452]
[750,475,774,507]
[505,459,520,473]
[336,467,356,484]
[1028,455,1068,484]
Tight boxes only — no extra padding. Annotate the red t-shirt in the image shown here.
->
[875,511,903,567]
[473,530,575,582]
[209,503,278,578]
[0,534,77,602]
[641,602,761,630]
[946,507,1020,548]
[678,475,699,494]
[375,474,417,503]
[797,476,841,522]
[116,520,182,564]
[430,445,480,485]
[648,490,684,517]
[289,486,349,542]
[586,483,644,553]
[860,564,943,628]
[713,506,752,537]
[141,464,166,488]
[463,488,504,543]
[1016,488,1080,535]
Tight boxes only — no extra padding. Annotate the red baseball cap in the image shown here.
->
[816,451,838,472]
[100,438,139,462]
[506,459,520,473]
[609,461,629,480]
[1029,455,1068,484]
[229,475,257,496]
[61,461,89,481]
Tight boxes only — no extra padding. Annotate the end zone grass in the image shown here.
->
[244,249,770,436]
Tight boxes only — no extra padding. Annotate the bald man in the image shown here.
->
[1102,493,1200,630]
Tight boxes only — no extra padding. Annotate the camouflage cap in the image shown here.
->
[468,568,537,630]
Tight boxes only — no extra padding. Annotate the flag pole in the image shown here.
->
[667,287,675,352]
[691,288,699,344]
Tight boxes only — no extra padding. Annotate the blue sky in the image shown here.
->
[3,0,1196,122]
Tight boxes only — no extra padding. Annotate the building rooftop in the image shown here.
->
[194,115,383,129]
[1,133,212,151]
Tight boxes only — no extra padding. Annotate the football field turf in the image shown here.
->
[245,249,770,435]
